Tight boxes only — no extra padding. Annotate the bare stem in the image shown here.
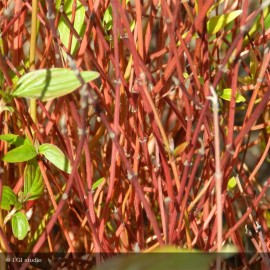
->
[208,85,223,269]
[29,0,38,124]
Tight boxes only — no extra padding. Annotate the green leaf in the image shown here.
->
[0,134,25,147]
[2,144,37,163]
[130,20,136,32]
[103,4,134,33]
[10,60,29,85]
[183,72,189,79]
[173,142,189,157]
[243,6,270,46]
[12,68,100,102]
[207,0,225,16]
[103,5,113,31]
[238,76,254,85]
[23,159,44,201]
[207,10,242,35]
[92,178,104,190]
[198,76,204,85]
[0,186,19,211]
[227,176,237,190]
[182,73,204,85]
[0,99,14,114]
[11,212,29,240]
[220,88,246,103]
[38,143,72,174]
[265,12,270,30]
[56,0,86,55]
[92,246,237,270]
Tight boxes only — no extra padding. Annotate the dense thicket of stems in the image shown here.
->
[0,1,269,269]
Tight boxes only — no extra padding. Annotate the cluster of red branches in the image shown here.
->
[0,0,270,269]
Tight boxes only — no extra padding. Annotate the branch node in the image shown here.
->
[62,193,68,200]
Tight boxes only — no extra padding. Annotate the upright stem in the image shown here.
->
[29,0,38,124]
[209,86,223,270]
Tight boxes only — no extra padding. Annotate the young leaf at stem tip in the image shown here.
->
[23,159,44,201]
[0,186,20,211]
[0,134,25,147]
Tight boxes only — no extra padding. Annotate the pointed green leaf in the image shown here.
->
[38,143,72,174]
[173,142,189,157]
[102,1,132,32]
[265,12,270,30]
[11,212,29,240]
[92,178,105,190]
[130,20,136,32]
[12,68,100,101]
[243,6,270,46]
[207,10,242,34]
[23,159,44,201]
[0,186,18,211]
[56,0,86,55]
[2,144,37,163]
[220,88,246,103]
[103,5,113,31]
[0,134,26,147]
